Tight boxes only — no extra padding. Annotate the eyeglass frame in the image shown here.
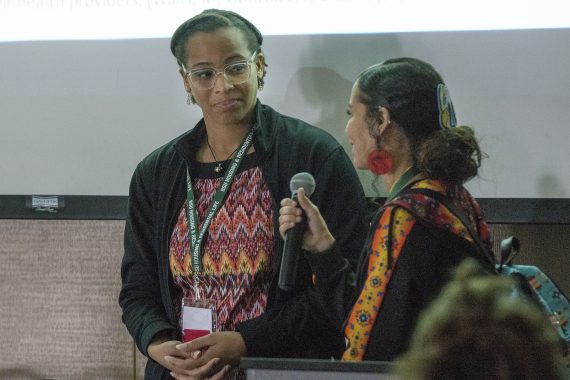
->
[182,50,259,90]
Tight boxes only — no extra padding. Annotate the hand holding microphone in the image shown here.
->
[279,187,334,253]
[278,173,334,291]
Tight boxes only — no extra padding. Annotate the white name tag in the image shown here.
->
[182,298,215,342]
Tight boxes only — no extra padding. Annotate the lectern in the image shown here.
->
[240,357,396,379]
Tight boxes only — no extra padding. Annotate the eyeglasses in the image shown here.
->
[185,51,258,90]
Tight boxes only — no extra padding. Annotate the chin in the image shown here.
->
[353,158,368,171]
[216,109,248,124]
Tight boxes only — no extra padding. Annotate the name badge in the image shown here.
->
[181,298,217,342]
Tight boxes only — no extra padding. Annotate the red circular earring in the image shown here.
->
[367,150,393,175]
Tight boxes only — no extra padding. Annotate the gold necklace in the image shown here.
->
[206,137,240,173]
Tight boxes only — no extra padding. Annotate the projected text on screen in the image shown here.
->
[1,0,570,41]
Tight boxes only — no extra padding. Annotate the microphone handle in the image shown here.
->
[278,208,307,291]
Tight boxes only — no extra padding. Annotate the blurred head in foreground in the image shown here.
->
[396,258,564,380]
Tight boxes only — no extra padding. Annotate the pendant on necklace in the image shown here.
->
[214,163,223,173]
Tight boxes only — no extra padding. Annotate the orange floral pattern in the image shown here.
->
[342,207,415,360]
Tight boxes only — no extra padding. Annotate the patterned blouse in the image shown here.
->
[169,155,274,333]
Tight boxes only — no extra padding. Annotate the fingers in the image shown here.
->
[279,188,333,252]
[147,340,188,371]
[278,197,302,239]
[296,188,335,252]
[278,188,322,241]
[170,346,210,370]
[167,356,222,380]
[176,334,211,353]
[295,188,323,228]
[167,332,241,379]
[295,188,318,214]
[190,350,202,359]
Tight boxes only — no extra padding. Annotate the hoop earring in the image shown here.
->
[367,150,393,175]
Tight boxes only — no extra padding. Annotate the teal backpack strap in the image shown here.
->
[502,265,570,344]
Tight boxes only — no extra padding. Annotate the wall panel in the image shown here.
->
[0,219,567,379]
[0,220,138,380]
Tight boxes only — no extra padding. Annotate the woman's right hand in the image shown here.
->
[148,338,185,372]
[148,337,224,380]
[278,187,335,253]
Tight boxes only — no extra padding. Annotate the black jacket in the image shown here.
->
[119,101,368,378]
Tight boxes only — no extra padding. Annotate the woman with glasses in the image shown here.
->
[119,8,368,379]
[279,57,493,362]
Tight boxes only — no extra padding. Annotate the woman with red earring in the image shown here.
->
[279,57,493,362]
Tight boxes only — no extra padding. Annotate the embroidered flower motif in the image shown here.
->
[371,277,381,287]
[357,311,370,325]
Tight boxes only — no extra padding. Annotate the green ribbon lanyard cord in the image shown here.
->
[186,126,255,277]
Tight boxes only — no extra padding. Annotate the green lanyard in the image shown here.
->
[186,127,255,273]
[386,167,419,202]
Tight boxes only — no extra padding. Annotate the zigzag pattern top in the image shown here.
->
[170,162,274,332]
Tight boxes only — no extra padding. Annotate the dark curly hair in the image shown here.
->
[170,9,267,88]
[356,57,483,184]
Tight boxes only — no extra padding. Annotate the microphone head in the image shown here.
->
[289,172,316,197]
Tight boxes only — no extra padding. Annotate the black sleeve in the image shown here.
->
[118,164,175,357]
[306,206,379,329]
[306,244,359,328]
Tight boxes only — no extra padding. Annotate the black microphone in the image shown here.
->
[278,172,316,291]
